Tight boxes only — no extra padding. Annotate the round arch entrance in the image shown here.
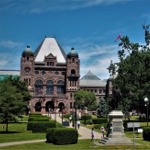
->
[45,101,54,112]
[35,102,42,112]
[58,102,65,112]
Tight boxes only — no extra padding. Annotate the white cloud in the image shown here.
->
[0,0,134,14]
[78,44,119,79]
[0,40,23,48]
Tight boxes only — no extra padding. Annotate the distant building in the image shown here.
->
[80,71,106,103]
[0,70,20,80]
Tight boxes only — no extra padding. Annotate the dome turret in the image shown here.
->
[22,45,34,57]
[67,48,78,58]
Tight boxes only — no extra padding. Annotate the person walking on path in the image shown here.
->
[91,128,95,142]
[100,126,106,139]
[77,120,80,129]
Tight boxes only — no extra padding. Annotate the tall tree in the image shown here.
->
[108,25,150,113]
[74,90,97,110]
[0,78,30,132]
[97,97,108,117]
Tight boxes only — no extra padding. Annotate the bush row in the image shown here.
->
[46,128,78,145]
[28,116,49,122]
[92,118,107,124]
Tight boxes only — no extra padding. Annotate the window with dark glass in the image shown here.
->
[57,80,65,94]
[42,70,46,75]
[46,80,54,95]
[35,70,39,74]
[47,62,54,66]
[35,80,43,95]
[71,69,75,75]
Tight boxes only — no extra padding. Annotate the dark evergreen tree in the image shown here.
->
[0,77,31,132]
[97,97,108,117]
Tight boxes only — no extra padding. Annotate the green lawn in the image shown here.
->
[0,116,150,149]
[1,139,150,150]
[0,123,45,143]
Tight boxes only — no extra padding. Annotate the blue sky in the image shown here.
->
[0,0,150,79]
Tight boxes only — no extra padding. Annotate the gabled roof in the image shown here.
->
[34,37,66,63]
[80,71,106,87]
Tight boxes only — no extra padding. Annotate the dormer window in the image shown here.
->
[47,62,54,66]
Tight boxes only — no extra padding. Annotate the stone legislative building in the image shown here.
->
[20,37,80,114]
[0,37,108,114]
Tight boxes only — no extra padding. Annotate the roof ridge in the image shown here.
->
[81,71,100,80]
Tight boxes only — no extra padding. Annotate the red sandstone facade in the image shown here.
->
[20,37,80,114]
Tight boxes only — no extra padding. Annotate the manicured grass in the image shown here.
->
[0,123,45,143]
[1,139,150,150]
[0,116,150,149]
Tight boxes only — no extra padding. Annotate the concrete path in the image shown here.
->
[0,140,45,148]
[51,113,102,140]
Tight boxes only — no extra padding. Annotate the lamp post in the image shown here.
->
[144,97,149,127]
[73,103,77,130]
[48,105,51,117]
[61,106,65,124]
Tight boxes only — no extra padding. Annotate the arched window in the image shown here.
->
[71,69,76,75]
[57,80,65,95]
[46,80,54,95]
[35,80,43,95]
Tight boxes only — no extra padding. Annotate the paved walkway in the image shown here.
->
[52,113,102,139]
[0,114,102,148]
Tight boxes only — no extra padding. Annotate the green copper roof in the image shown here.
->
[0,70,20,81]
[81,71,100,80]
[67,48,78,58]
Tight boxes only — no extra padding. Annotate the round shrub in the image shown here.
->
[53,128,78,145]
[143,127,150,141]
[46,128,55,143]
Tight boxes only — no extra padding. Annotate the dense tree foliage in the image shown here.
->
[108,25,150,113]
[97,97,108,117]
[74,90,97,110]
[0,77,31,132]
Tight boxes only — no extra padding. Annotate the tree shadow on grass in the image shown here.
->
[0,131,22,134]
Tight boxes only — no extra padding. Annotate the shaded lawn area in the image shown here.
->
[1,139,150,150]
[0,123,45,143]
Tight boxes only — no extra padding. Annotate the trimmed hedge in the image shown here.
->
[32,121,56,132]
[143,127,150,141]
[27,120,56,131]
[46,128,56,143]
[81,114,92,120]
[28,121,64,132]
[92,118,107,124]
[29,113,42,116]
[46,128,78,145]
[63,113,71,119]
[93,123,108,130]
[28,116,49,122]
